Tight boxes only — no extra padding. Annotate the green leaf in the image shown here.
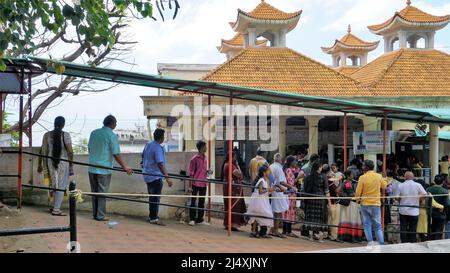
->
[0,39,8,50]
[91,36,105,47]
[71,16,80,25]
[62,4,75,17]
[0,60,6,71]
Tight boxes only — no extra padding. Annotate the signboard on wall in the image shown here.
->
[353,131,396,155]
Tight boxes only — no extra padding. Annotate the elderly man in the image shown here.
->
[88,115,133,221]
[394,171,427,243]
[355,160,387,246]
[269,153,289,238]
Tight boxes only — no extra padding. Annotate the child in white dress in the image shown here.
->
[247,165,274,238]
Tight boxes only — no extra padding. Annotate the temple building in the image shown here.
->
[321,24,379,75]
[141,0,450,191]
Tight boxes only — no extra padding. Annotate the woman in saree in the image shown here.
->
[221,152,247,231]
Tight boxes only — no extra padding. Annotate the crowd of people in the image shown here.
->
[38,115,450,246]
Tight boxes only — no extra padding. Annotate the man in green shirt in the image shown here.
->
[427,174,450,240]
[88,115,133,221]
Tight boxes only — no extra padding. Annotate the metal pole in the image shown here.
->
[427,196,432,241]
[69,181,79,253]
[382,111,387,231]
[207,95,212,223]
[27,73,32,147]
[383,112,387,176]
[17,69,24,209]
[228,92,233,237]
[0,93,3,134]
[343,113,348,170]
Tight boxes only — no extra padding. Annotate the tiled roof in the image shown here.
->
[238,0,302,21]
[368,3,450,32]
[335,66,360,76]
[322,26,379,53]
[221,33,267,47]
[200,47,371,97]
[338,33,378,48]
[350,49,450,96]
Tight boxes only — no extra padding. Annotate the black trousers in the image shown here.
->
[283,222,292,234]
[399,214,418,243]
[147,179,163,221]
[259,226,268,236]
[430,217,446,241]
[189,186,207,222]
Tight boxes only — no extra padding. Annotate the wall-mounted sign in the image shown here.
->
[353,131,396,155]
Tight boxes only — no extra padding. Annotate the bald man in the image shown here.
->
[394,171,427,243]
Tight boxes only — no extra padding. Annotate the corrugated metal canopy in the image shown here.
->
[2,56,450,125]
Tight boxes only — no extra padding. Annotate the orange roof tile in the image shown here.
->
[335,66,360,76]
[239,0,302,21]
[322,25,379,53]
[199,47,371,97]
[368,3,450,32]
[350,49,450,96]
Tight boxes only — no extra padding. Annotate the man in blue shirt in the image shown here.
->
[88,115,133,221]
[142,128,173,225]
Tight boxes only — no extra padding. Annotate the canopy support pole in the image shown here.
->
[17,69,24,209]
[343,113,348,170]
[382,111,387,231]
[27,73,32,147]
[227,92,233,237]
[207,95,212,223]
[0,93,3,134]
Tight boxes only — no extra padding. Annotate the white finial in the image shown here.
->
[347,24,351,33]
[407,0,411,6]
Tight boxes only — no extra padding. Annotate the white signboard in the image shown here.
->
[0,134,12,147]
[353,131,395,155]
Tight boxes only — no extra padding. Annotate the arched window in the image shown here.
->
[407,34,426,49]
[391,37,399,51]
[348,55,360,66]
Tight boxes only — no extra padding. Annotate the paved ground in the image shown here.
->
[0,206,364,253]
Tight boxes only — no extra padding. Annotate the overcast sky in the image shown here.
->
[6,0,450,146]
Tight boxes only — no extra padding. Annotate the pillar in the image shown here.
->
[429,124,439,178]
[384,36,390,53]
[340,52,347,66]
[247,28,256,46]
[278,116,287,158]
[361,116,380,164]
[427,31,435,49]
[332,55,338,67]
[399,31,407,49]
[360,54,368,66]
[306,116,322,155]
[279,29,287,47]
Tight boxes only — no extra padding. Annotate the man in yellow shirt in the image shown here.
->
[355,160,387,246]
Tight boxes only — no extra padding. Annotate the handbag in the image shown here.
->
[338,181,352,206]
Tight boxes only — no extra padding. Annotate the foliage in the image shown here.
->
[0,0,155,69]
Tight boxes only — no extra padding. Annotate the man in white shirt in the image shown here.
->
[269,153,289,238]
[394,171,427,243]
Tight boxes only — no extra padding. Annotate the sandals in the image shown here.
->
[269,233,287,238]
[51,210,67,216]
[249,233,260,238]
[287,232,299,238]
[260,234,272,239]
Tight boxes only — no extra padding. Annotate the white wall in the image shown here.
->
[0,148,196,219]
